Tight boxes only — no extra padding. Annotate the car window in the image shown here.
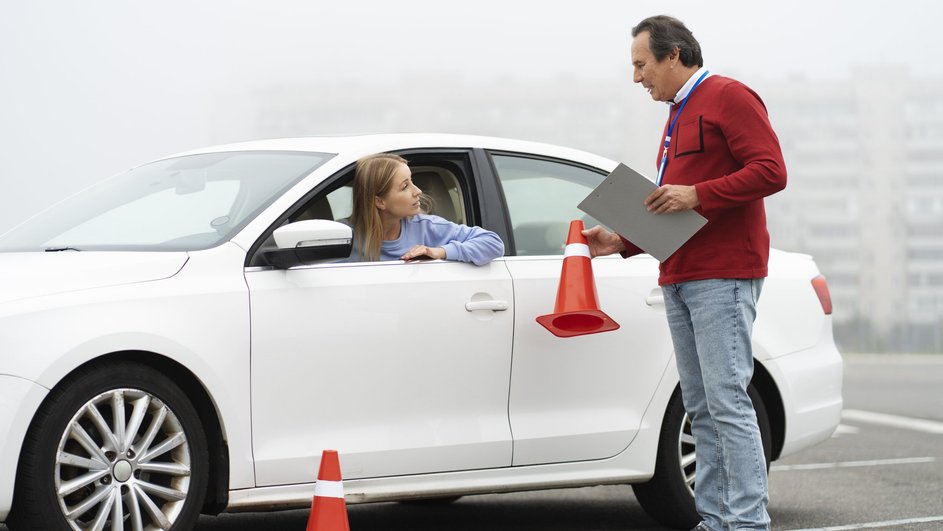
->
[288,163,467,227]
[252,156,475,268]
[327,186,353,221]
[291,181,352,223]
[490,154,605,256]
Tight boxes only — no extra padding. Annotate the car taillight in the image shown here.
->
[811,275,832,315]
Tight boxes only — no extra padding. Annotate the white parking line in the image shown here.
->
[842,409,943,434]
[831,424,860,437]
[787,514,943,530]
[844,353,943,365]
[771,456,936,472]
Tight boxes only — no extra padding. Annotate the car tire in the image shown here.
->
[8,361,209,531]
[632,385,772,530]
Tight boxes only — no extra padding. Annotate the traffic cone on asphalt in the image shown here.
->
[536,219,620,338]
[305,450,350,531]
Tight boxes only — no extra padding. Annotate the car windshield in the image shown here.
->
[0,151,334,252]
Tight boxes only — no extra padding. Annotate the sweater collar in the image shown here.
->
[670,66,712,105]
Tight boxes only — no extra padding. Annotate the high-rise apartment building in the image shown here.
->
[760,70,943,350]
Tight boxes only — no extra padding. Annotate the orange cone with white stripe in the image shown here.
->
[305,450,350,531]
[536,220,620,338]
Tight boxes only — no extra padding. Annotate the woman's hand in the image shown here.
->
[401,245,446,261]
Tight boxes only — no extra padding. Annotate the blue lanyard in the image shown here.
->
[656,70,710,186]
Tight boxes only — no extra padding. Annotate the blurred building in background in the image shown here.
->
[760,68,943,352]
[239,68,943,352]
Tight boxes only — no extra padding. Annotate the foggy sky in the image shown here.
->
[2,0,941,232]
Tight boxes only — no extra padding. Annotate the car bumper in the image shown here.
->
[766,340,844,458]
[0,375,48,522]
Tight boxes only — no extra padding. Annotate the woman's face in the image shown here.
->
[375,162,422,220]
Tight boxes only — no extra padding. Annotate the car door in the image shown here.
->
[487,152,675,466]
[245,156,514,487]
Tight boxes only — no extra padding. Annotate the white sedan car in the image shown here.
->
[0,134,842,530]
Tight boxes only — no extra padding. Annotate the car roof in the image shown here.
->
[165,133,618,170]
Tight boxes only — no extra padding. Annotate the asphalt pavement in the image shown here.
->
[3,353,941,530]
[194,353,943,531]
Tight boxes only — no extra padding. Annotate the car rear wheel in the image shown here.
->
[632,385,772,529]
[8,361,208,531]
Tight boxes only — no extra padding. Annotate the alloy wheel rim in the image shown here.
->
[677,412,696,496]
[55,388,192,531]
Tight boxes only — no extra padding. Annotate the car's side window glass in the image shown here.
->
[292,182,352,223]
[491,154,605,256]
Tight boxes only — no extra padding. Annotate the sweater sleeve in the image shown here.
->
[694,82,787,212]
[618,235,645,259]
[422,216,505,265]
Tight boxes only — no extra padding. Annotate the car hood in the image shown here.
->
[0,252,188,305]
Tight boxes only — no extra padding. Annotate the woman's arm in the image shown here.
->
[409,215,505,265]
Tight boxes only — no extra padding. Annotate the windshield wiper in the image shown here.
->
[45,246,82,252]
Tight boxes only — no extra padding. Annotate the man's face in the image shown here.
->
[631,31,676,102]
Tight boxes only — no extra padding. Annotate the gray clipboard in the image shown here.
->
[578,163,707,261]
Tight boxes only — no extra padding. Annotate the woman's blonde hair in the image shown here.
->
[350,153,409,261]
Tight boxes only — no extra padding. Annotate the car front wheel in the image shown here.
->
[8,361,208,531]
[632,385,772,529]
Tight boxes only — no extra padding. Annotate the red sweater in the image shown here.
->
[620,75,787,285]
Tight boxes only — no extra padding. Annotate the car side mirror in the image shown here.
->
[262,219,352,269]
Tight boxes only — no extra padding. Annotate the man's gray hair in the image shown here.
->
[632,15,704,68]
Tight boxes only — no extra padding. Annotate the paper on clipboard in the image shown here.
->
[577,163,707,261]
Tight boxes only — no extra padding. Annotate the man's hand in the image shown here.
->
[581,225,626,257]
[401,245,446,261]
[645,184,699,214]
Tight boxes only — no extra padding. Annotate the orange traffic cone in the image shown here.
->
[536,220,620,338]
[305,450,350,531]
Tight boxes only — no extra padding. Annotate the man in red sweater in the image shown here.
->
[584,15,786,531]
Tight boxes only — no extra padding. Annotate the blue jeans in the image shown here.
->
[662,278,770,531]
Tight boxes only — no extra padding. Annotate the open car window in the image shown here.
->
[248,152,477,267]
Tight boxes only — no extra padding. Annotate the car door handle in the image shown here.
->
[645,294,665,306]
[465,300,509,312]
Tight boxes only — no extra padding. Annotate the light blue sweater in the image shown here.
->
[348,214,504,265]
